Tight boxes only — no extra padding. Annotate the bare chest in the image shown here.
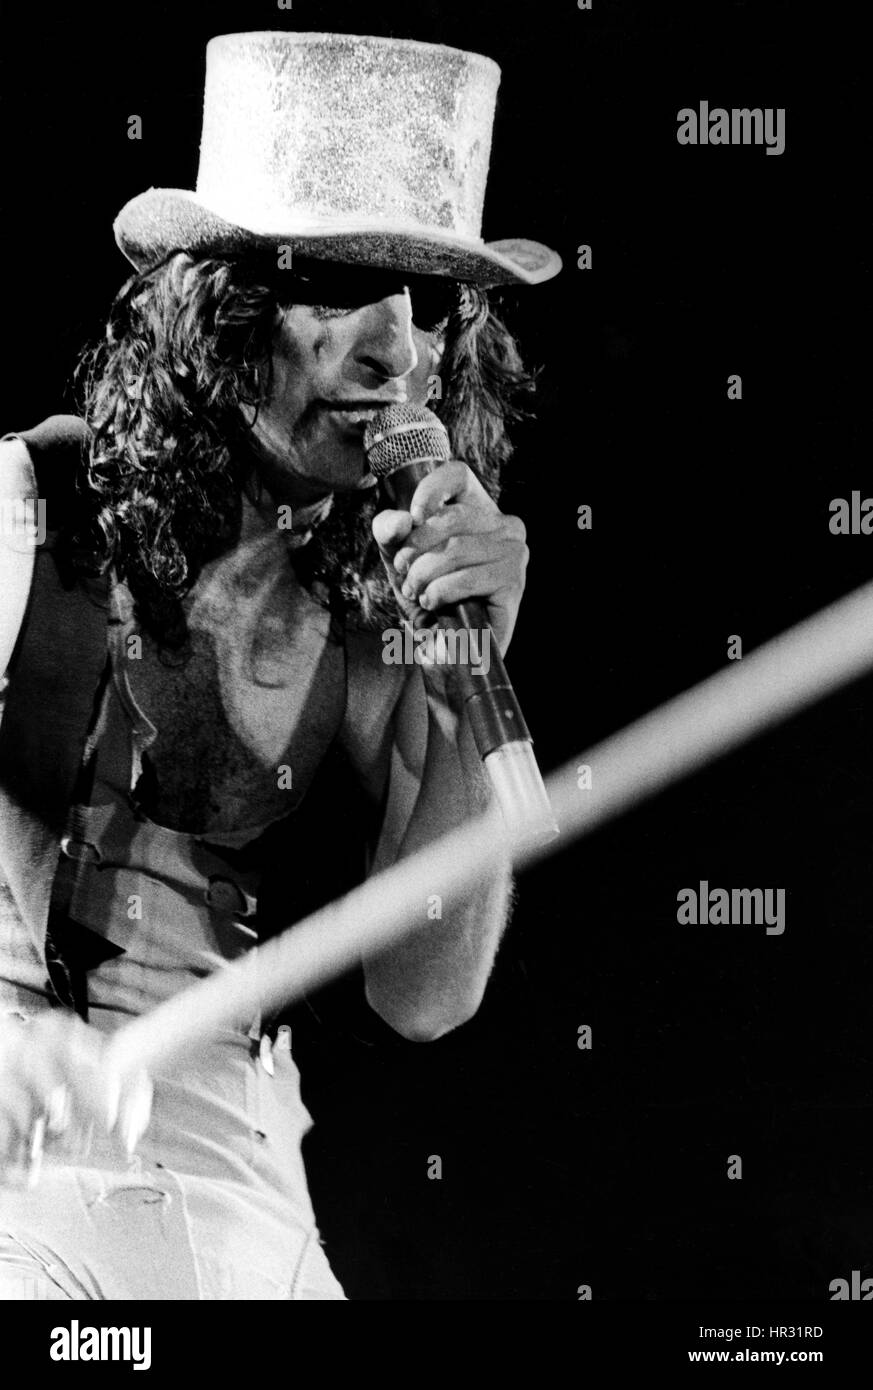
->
[119,543,346,834]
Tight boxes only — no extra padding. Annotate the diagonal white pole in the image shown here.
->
[105,578,873,1079]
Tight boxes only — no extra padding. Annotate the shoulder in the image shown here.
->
[1,415,91,519]
[0,416,103,680]
[0,435,36,500]
[4,414,90,456]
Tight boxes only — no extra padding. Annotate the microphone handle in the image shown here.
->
[441,599,531,754]
[379,460,531,749]
[376,460,558,839]
[435,598,559,843]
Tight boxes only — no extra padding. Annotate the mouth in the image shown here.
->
[322,401,404,428]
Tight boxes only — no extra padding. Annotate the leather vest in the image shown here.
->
[0,416,369,1008]
[0,416,109,963]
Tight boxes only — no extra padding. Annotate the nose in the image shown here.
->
[353,291,419,382]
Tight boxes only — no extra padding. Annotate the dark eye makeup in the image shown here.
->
[278,261,462,333]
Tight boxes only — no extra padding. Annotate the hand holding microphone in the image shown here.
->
[365,404,558,844]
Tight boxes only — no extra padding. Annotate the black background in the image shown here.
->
[2,0,871,1300]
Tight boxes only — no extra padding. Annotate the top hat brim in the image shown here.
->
[113,189,562,288]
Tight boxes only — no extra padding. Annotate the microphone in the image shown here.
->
[364,403,558,844]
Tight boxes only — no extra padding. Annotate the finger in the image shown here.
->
[418,563,520,614]
[371,508,415,558]
[0,1072,54,1186]
[27,1115,46,1188]
[0,1079,42,1161]
[393,510,505,577]
[0,1019,107,1170]
[0,1032,68,1149]
[409,462,492,525]
[46,1084,72,1137]
[117,1070,154,1155]
[65,1064,117,1134]
[48,1021,120,1134]
[401,535,516,602]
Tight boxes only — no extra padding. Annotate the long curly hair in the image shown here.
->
[70,251,536,642]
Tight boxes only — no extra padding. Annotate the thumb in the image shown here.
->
[372,508,414,561]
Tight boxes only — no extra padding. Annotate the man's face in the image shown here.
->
[250,262,459,502]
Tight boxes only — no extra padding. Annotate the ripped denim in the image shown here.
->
[0,1163,345,1300]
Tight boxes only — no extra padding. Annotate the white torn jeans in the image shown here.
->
[0,804,346,1301]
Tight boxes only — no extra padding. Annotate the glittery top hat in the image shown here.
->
[113,32,562,287]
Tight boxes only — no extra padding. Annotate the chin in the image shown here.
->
[319,448,378,494]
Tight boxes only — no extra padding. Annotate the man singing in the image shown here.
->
[0,32,560,1299]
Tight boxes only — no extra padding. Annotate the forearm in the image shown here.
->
[363,666,513,1041]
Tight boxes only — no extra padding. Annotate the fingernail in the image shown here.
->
[402,582,414,600]
[276,1025,292,1054]
[419,592,432,609]
[394,555,408,576]
[259,1033,275,1076]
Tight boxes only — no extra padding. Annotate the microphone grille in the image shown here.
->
[364,404,451,478]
